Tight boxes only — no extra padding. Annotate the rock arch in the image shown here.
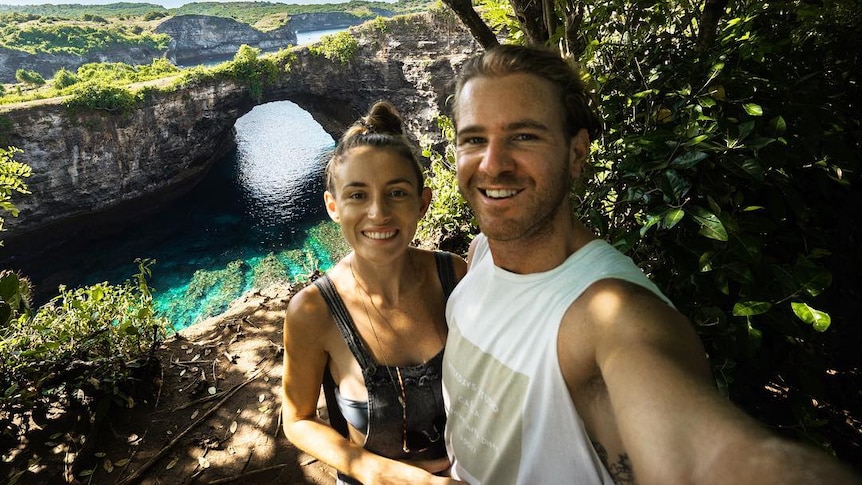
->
[0,11,477,253]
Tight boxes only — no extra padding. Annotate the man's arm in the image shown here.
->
[560,278,858,484]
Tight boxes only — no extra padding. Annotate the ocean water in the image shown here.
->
[10,100,347,330]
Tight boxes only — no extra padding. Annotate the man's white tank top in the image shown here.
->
[443,234,672,484]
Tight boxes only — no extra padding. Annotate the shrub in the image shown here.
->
[308,30,359,64]
[142,10,167,21]
[216,44,280,100]
[0,259,169,415]
[15,69,45,87]
[52,67,78,89]
[419,116,474,254]
[0,146,31,239]
[63,82,144,115]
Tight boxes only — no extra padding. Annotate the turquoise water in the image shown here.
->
[12,101,348,330]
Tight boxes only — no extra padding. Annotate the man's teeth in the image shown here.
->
[365,231,396,240]
[485,189,518,199]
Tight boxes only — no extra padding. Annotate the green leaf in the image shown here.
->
[769,116,787,136]
[739,159,765,181]
[670,151,708,170]
[791,302,831,332]
[743,103,763,116]
[662,208,685,229]
[733,301,772,316]
[737,120,756,140]
[684,134,709,146]
[639,213,662,236]
[698,251,715,272]
[793,259,832,297]
[687,206,728,241]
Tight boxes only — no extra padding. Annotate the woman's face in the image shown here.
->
[325,146,431,260]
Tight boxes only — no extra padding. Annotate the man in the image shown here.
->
[441,44,858,484]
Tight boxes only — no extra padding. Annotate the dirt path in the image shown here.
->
[83,283,335,485]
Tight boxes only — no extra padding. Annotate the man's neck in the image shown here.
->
[486,219,596,275]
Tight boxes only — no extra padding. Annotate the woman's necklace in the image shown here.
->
[349,258,412,452]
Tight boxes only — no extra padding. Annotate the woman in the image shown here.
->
[281,101,468,485]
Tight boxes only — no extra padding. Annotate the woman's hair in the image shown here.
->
[452,44,602,140]
[325,101,425,194]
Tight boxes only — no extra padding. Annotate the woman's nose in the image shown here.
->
[368,196,391,220]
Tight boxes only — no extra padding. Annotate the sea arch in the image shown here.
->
[0,11,476,249]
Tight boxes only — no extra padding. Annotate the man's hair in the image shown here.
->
[453,44,602,140]
[326,100,425,194]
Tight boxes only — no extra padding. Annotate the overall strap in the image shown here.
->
[434,251,458,300]
[313,275,376,370]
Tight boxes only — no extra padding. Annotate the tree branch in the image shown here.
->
[698,0,729,53]
[440,0,499,49]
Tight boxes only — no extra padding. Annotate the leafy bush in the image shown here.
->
[81,13,107,23]
[308,30,359,64]
[14,68,45,87]
[546,0,858,451]
[214,44,281,100]
[439,0,859,455]
[419,116,474,254]
[142,10,166,21]
[0,146,31,238]
[0,259,169,415]
[62,82,144,115]
[52,67,78,89]
[0,23,170,56]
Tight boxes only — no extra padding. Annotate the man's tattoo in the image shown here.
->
[592,441,636,485]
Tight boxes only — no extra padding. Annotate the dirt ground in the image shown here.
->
[4,282,338,485]
[104,282,337,485]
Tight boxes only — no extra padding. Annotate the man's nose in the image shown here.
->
[480,138,514,175]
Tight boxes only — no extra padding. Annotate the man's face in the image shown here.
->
[454,73,582,243]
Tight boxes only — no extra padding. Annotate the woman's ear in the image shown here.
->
[324,191,339,223]
[419,187,432,218]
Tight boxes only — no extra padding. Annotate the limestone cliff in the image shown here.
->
[288,10,392,33]
[0,11,386,83]
[155,15,297,66]
[0,10,479,255]
[0,43,165,84]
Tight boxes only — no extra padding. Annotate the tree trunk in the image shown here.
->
[441,0,500,49]
[698,0,730,52]
[563,0,586,58]
[508,0,550,46]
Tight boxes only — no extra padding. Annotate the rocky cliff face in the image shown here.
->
[0,81,255,253]
[288,10,391,33]
[0,10,479,254]
[0,44,165,84]
[155,15,297,66]
[0,11,381,83]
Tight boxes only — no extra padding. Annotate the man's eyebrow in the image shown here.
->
[508,120,551,131]
[456,120,550,137]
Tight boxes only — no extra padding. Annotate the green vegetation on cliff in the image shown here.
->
[0,21,170,55]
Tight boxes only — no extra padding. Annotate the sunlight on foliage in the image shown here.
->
[418,116,474,253]
[0,259,169,413]
[0,146,31,239]
[308,30,359,64]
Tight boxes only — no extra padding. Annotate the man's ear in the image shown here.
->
[568,128,590,180]
[419,187,432,218]
[324,191,339,223]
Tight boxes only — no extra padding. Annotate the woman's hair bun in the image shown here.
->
[360,101,404,135]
